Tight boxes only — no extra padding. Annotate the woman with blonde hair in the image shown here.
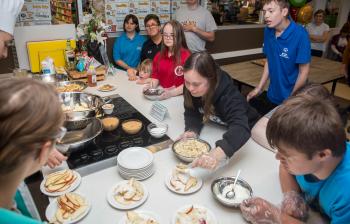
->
[146,20,191,100]
[0,78,65,223]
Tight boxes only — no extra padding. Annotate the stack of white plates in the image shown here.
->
[117,147,155,180]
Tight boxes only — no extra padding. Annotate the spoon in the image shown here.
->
[226,169,241,199]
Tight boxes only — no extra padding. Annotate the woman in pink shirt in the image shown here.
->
[148,20,191,100]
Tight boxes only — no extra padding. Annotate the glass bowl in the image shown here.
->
[147,123,168,138]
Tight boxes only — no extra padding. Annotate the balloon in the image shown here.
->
[290,7,299,22]
[289,0,306,7]
[297,4,313,24]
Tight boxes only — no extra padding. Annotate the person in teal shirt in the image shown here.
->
[113,14,145,75]
[0,78,65,223]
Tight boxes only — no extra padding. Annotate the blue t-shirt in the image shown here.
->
[113,32,145,69]
[296,142,350,224]
[0,208,42,224]
[263,20,311,104]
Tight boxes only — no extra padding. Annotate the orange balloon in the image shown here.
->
[297,4,313,24]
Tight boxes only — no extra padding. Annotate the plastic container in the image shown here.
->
[87,65,97,87]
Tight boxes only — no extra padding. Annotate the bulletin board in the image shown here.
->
[104,0,187,32]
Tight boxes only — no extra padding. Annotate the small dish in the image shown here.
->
[147,123,168,138]
[106,180,148,210]
[211,176,253,207]
[165,171,203,195]
[117,147,153,170]
[118,210,161,224]
[102,103,114,114]
[98,84,116,92]
[45,192,91,224]
[40,170,81,197]
[122,119,143,134]
[172,138,211,162]
[143,88,164,101]
[172,204,217,224]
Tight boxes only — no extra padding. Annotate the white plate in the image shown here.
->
[45,193,91,224]
[119,171,155,181]
[117,147,153,169]
[40,170,81,197]
[97,84,116,92]
[118,210,161,224]
[106,180,148,210]
[165,172,203,195]
[118,163,154,173]
[172,204,217,224]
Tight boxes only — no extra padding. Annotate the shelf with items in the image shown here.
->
[51,0,77,24]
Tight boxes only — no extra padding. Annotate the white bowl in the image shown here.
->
[147,123,167,138]
[102,103,114,114]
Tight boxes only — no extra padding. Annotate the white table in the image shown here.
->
[45,70,282,223]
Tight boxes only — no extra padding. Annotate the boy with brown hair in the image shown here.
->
[247,0,311,115]
[240,95,350,223]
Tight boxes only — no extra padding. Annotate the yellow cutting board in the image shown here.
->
[27,39,76,73]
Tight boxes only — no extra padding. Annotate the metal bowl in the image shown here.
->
[143,88,164,101]
[172,138,211,162]
[211,176,253,207]
[56,81,87,93]
[58,92,104,130]
[56,118,103,154]
[32,73,57,84]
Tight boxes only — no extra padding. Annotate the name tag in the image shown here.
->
[150,102,168,121]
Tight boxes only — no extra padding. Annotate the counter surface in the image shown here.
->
[44,70,282,223]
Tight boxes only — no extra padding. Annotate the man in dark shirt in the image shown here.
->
[140,14,162,62]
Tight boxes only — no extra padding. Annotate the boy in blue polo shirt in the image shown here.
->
[240,95,350,223]
[247,0,311,115]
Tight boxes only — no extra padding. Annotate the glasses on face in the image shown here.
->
[146,24,159,29]
[162,33,174,40]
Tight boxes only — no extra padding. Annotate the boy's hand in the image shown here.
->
[246,87,261,102]
[240,197,280,224]
[281,191,309,221]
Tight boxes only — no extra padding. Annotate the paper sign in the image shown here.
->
[150,102,168,121]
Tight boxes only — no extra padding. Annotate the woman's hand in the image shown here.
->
[191,147,227,170]
[46,148,67,169]
[177,131,198,141]
[246,87,261,102]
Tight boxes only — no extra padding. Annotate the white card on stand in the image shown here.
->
[150,102,168,121]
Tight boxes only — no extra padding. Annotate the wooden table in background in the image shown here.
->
[221,57,343,94]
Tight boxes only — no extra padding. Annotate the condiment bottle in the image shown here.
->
[65,39,75,70]
[87,65,97,87]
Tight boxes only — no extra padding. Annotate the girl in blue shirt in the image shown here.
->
[113,14,145,77]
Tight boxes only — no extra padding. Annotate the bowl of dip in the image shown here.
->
[147,122,168,138]
[211,176,253,207]
[102,103,114,115]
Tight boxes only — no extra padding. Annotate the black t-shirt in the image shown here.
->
[140,38,161,62]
